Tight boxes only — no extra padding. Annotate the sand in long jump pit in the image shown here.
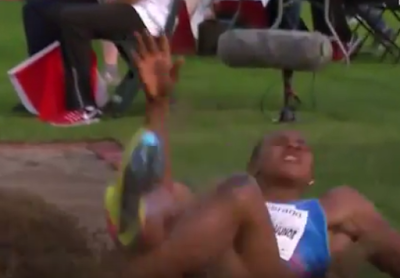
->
[0,144,116,234]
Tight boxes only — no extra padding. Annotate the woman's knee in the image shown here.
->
[171,182,194,206]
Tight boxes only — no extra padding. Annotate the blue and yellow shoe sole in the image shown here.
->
[105,130,164,248]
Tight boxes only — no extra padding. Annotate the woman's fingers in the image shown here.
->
[159,34,170,56]
[134,32,148,59]
[170,57,185,82]
[131,50,141,66]
[144,31,158,54]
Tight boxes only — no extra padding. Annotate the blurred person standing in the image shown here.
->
[101,0,121,85]
[16,0,120,117]
[22,0,97,56]
[14,0,96,113]
[102,41,120,85]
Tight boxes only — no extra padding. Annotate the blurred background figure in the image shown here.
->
[102,40,120,85]
[101,0,121,85]
[187,0,215,40]
[16,0,96,113]
[354,5,396,52]
[17,0,120,114]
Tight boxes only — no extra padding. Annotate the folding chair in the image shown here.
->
[380,4,400,62]
[350,4,400,63]
[109,0,182,117]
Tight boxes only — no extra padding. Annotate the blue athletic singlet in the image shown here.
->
[266,199,331,278]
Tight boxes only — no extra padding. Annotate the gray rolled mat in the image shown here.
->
[217,29,333,71]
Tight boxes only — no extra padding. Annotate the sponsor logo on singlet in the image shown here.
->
[266,203,309,261]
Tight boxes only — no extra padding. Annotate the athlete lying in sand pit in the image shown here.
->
[105,32,400,278]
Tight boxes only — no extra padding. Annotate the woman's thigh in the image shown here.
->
[207,249,251,278]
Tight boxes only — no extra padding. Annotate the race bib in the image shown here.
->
[266,202,309,261]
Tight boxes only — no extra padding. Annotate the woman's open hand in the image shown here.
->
[133,32,184,103]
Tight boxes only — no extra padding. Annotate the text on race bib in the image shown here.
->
[266,203,309,261]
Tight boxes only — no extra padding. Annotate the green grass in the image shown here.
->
[1,3,400,276]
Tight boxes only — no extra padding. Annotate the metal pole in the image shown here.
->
[271,0,284,28]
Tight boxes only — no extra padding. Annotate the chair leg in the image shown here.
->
[390,11,400,63]
[379,10,400,63]
[356,20,399,63]
[352,18,370,49]
[379,29,400,63]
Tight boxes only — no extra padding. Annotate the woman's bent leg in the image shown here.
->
[129,174,294,278]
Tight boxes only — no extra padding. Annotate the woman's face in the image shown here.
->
[258,131,314,185]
